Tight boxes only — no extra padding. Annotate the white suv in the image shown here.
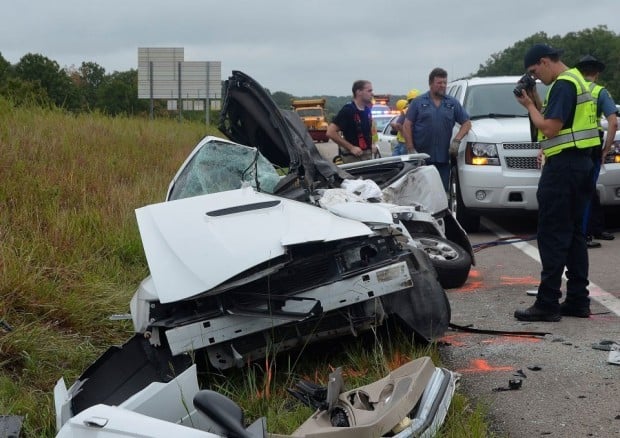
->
[447,76,620,232]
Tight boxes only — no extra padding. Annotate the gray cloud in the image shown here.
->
[2,0,617,96]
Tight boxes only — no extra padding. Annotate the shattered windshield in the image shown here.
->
[167,139,283,201]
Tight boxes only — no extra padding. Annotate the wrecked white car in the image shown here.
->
[54,71,471,432]
[212,70,473,289]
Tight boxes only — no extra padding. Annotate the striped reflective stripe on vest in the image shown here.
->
[539,68,599,156]
[541,128,600,148]
[588,82,605,132]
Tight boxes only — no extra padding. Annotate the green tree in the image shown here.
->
[475,26,620,100]
[14,53,78,109]
[0,52,10,82]
[271,90,294,109]
[0,76,52,107]
[71,61,106,111]
[96,69,148,116]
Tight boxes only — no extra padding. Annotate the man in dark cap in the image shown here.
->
[513,44,600,322]
[576,55,617,248]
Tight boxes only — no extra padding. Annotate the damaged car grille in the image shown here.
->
[147,235,404,330]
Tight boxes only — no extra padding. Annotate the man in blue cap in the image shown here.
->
[513,44,599,322]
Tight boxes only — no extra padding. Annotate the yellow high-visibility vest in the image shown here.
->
[538,68,599,157]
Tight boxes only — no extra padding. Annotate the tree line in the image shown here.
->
[476,26,620,99]
[2,26,618,119]
[0,52,154,116]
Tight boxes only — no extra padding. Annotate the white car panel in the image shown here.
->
[136,186,372,303]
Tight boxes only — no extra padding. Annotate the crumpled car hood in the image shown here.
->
[219,70,351,188]
[135,186,372,303]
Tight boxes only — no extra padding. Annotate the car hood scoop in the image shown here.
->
[135,186,372,303]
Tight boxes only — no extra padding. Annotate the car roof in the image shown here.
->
[449,76,523,86]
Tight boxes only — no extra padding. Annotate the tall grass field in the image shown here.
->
[0,99,495,437]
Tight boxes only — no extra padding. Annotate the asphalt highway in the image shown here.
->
[440,213,620,437]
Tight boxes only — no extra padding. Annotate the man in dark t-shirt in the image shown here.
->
[326,80,376,163]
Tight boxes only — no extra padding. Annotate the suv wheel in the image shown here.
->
[449,166,480,232]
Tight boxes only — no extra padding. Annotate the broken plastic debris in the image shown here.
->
[391,416,412,434]
[509,379,523,390]
[591,340,618,351]
[0,415,23,437]
[493,379,522,392]
[608,344,620,366]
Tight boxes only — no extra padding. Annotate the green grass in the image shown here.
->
[0,97,498,437]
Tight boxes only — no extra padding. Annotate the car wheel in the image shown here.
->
[411,233,472,289]
[449,166,480,232]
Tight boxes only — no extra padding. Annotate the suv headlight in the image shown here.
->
[465,142,500,165]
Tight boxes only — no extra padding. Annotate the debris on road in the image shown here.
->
[492,379,523,392]
[591,340,618,351]
[608,344,620,365]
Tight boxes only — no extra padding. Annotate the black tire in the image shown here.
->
[411,233,472,289]
[449,166,480,232]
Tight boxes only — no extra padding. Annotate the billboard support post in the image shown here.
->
[149,61,154,120]
[205,63,210,125]
[178,62,182,123]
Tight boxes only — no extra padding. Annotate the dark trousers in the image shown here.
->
[582,145,604,236]
[536,148,594,311]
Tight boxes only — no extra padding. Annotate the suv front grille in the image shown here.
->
[505,156,539,169]
[501,142,540,169]
[503,142,540,150]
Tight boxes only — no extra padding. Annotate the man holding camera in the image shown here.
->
[513,44,600,322]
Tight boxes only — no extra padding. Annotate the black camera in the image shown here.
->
[513,74,536,97]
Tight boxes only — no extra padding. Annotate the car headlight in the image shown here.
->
[465,142,500,165]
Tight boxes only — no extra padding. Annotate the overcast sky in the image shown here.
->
[3,0,619,97]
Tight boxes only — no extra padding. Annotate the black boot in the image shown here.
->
[514,304,561,322]
[586,235,601,249]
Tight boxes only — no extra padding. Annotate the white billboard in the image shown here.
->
[179,61,221,99]
[138,48,221,100]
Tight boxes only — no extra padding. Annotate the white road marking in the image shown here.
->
[481,217,620,317]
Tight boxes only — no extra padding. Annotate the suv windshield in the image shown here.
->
[464,83,548,119]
